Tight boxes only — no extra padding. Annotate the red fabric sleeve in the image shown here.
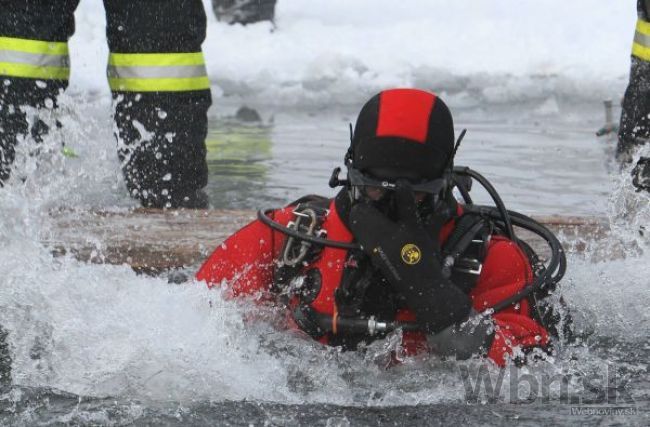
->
[487,314,549,366]
[469,236,550,366]
[195,209,294,297]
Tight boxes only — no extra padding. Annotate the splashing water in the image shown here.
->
[0,94,649,425]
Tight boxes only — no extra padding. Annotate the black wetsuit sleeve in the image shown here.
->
[348,187,472,334]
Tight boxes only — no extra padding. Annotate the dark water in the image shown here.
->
[2,336,648,427]
[1,386,645,427]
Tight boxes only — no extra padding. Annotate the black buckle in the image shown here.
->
[453,239,484,275]
[454,257,482,276]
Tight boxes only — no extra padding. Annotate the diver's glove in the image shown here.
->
[348,183,472,334]
[427,309,495,359]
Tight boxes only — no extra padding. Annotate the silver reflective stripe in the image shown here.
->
[106,64,207,79]
[635,30,650,47]
[0,49,69,68]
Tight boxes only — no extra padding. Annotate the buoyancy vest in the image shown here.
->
[271,194,522,352]
[196,190,557,356]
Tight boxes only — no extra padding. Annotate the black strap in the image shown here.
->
[440,214,491,293]
[443,213,488,255]
[444,214,479,251]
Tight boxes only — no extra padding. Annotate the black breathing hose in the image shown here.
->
[452,165,567,311]
[308,311,421,335]
[473,206,567,312]
[454,166,515,240]
[453,166,567,307]
[508,209,567,286]
[258,208,360,250]
[258,165,566,333]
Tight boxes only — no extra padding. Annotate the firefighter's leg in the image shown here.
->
[104,0,212,208]
[0,0,78,184]
[617,1,650,162]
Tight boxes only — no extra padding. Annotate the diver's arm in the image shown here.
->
[196,219,275,296]
[469,236,551,366]
[351,191,551,364]
[196,208,294,297]
[426,238,553,365]
[487,314,550,366]
[348,187,472,334]
[350,201,494,358]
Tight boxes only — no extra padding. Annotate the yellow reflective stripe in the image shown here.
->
[108,76,210,92]
[633,19,650,61]
[632,43,650,61]
[107,52,209,91]
[0,36,69,79]
[107,52,209,92]
[0,62,69,80]
[108,52,205,67]
[637,19,650,36]
[0,36,68,56]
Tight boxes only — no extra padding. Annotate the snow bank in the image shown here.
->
[68,1,637,106]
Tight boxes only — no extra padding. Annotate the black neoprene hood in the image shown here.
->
[350,88,455,180]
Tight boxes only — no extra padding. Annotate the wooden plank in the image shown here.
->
[42,208,255,273]
[41,208,611,273]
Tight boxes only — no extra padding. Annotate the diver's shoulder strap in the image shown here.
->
[442,212,490,257]
[441,212,492,293]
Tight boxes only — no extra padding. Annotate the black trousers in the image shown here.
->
[617,0,650,159]
[0,0,211,207]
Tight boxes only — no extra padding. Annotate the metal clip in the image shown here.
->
[454,257,483,276]
[281,207,320,267]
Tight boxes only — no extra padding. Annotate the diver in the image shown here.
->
[196,88,567,366]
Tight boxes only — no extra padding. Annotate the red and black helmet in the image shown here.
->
[349,88,455,181]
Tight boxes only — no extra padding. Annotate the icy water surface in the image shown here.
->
[203,100,616,216]
[0,96,648,426]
